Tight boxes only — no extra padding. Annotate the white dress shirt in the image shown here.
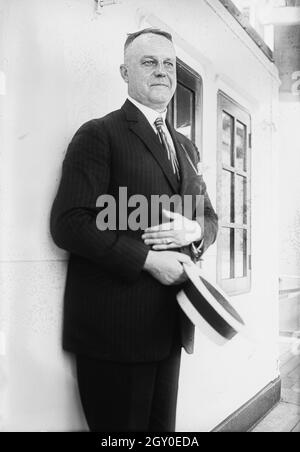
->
[127,96,176,150]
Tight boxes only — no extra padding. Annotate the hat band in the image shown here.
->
[183,280,237,340]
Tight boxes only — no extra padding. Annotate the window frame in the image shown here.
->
[216,91,252,296]
[167,59,203,153]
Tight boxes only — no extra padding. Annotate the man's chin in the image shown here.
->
[150,95,172,108]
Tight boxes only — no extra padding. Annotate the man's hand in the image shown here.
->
[143,250,192,285]
[142,209,202,250]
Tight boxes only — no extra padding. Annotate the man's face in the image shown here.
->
[120,34,177,112]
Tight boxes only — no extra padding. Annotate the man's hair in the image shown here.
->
[124,28,173,53]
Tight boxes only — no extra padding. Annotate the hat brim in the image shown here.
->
[177,263,246,343]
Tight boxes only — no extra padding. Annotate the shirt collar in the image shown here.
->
[127,96,167,129]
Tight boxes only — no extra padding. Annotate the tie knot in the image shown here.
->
[154,117,164,130]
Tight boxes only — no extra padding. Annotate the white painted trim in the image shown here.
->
[280,275,300,280]
[260,7,300,25]
[203,0,280,83]
[215,72,260,112]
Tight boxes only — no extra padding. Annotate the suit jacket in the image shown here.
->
[50,100,218,363]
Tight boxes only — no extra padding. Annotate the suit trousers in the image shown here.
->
[76,342,182,432]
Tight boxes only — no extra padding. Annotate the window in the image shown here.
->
[217,92,251,295]
[167,60,202,152]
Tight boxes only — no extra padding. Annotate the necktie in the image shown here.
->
[154,117,180,180]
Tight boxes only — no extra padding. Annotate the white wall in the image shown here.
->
[278,101,300,333]
[278,102,300,277]
[0,0,280,431]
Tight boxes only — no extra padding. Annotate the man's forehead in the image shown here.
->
[126,33,176,58]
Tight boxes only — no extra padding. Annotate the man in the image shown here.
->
[50,28,218,432]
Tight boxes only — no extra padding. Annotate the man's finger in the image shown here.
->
[145,222,173,233]
[145,238,173,245]
[152,244,178,250]
[142,231,174,240]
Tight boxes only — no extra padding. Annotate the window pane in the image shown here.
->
[218,94,251,294]
[221,170,234,223]
[222,112,234,166]
[235,175,247,224]
[235,229,247,278]
[175,83,194,140]
[221,227,234,280]
[236,121,247,171]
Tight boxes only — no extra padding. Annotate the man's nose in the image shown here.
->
[154,62,167,76]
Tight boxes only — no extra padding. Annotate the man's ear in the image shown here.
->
[120,64,129,83]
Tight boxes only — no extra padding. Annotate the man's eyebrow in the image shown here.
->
[141,55,157,60]
[140,55,175,61]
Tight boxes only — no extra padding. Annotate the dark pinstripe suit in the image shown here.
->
[50,100,218,430]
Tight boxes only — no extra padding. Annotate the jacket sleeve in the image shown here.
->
[197,185,219,256]
[188,142,219,259]
[50,120,149,282]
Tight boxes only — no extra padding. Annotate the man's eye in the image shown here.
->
[143,60,155,67]
[165,62,174,69]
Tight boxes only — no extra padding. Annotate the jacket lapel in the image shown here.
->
[122,100,179,193]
